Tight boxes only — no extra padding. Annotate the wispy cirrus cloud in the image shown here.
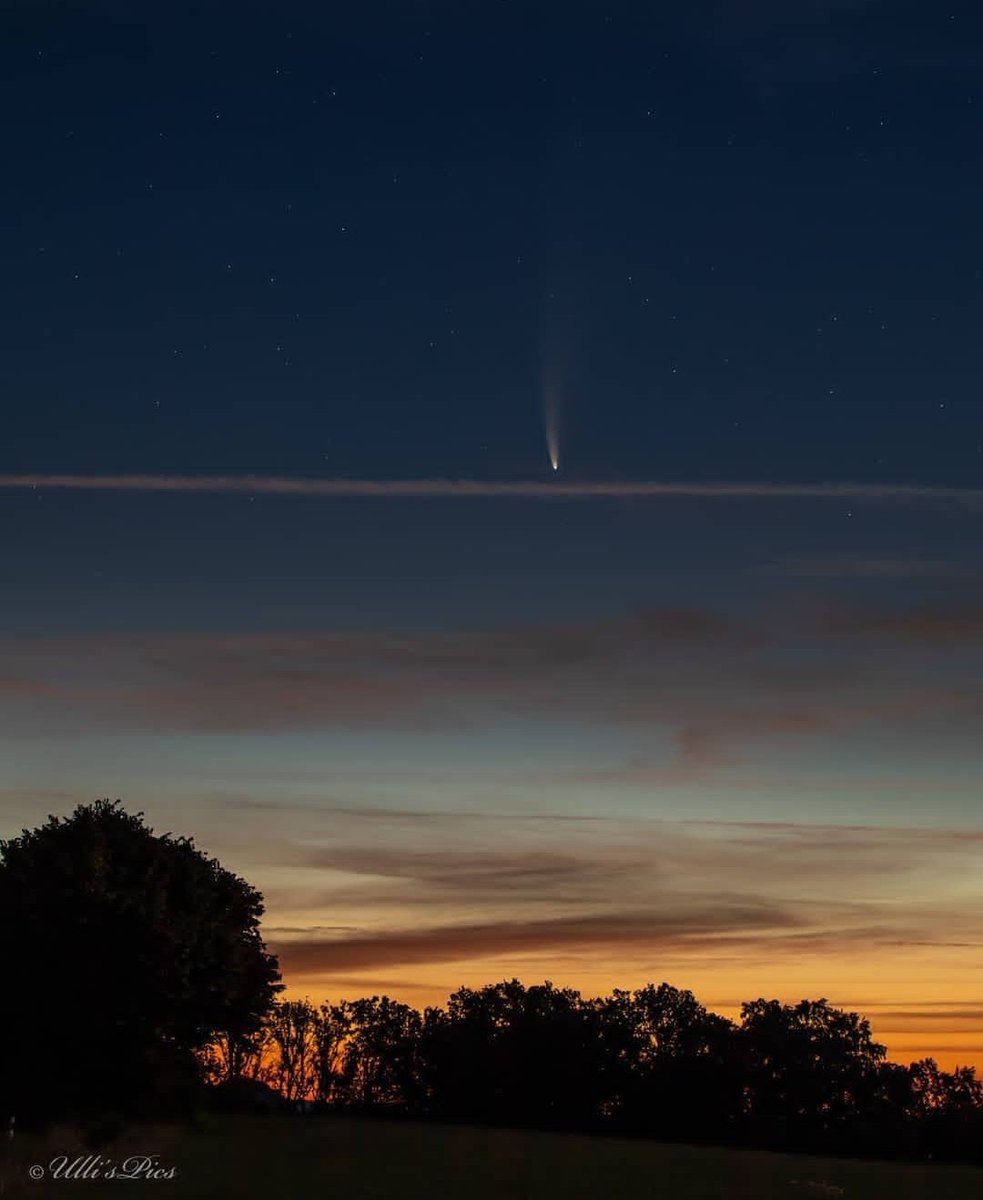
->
[0,598,980,782]
[270,817,983,901]
[272,905,804,973]
[1,473,981,504]
[261,817,983,982]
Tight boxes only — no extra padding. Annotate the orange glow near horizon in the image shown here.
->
[3,601,983,1081]
[274,948,983,1073]
[234,800,983,1078]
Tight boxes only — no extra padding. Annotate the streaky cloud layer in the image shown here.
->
[1,473,982,503]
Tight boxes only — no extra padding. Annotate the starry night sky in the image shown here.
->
[2,1,983,1067]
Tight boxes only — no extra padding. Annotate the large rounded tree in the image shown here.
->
[0,799,281,1119]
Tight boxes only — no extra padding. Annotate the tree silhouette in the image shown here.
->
[5,796,981,1162]
[739,998,887,1139]
[422,980,609,1127]
[899,1057,983,1158]
[599,984,741,1137]
[327,996,423,1110]
[260,999,320,1103]
[906,1058,983,1116]
[205,976,983,1163]
[0,799,281,1120]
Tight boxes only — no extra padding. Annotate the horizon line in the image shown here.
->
[0,473,981,503]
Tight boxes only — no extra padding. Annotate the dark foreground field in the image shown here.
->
[3,1116,983,1199]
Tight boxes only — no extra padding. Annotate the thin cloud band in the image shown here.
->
[0,474,980,503]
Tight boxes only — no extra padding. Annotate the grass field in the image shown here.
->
[2,1116,982,1199]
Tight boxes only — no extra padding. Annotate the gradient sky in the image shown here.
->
[3,1,983,1068]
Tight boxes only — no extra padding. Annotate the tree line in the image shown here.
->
[204,981,983,1162]
[1,800,980,1165]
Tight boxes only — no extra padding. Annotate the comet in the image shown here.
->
[543,380,561,473]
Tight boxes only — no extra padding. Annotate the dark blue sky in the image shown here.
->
[3,0,983,484]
